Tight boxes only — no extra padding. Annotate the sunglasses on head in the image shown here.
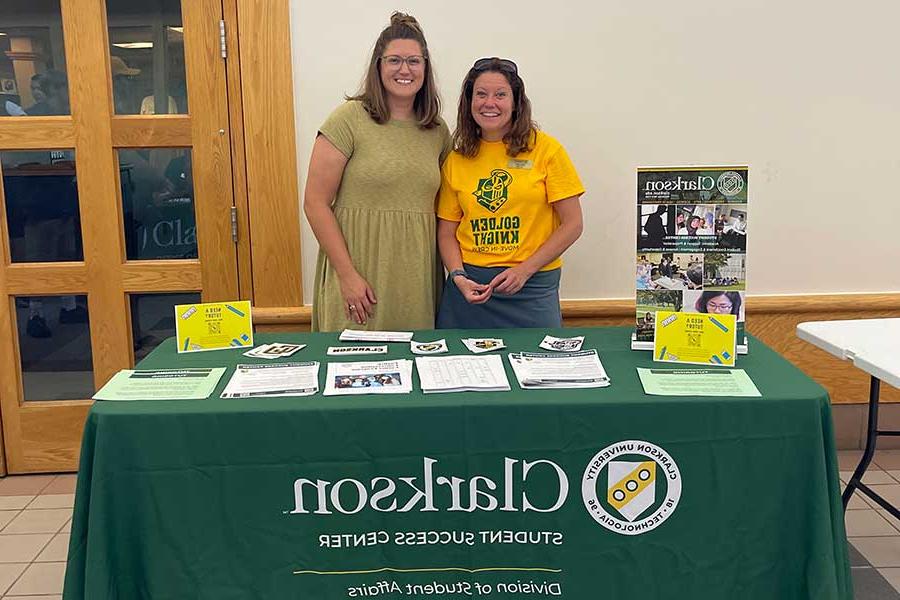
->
[471,57,518,75]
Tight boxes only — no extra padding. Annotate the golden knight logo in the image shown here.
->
[473,169,513,213]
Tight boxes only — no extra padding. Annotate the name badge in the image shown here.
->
[507,159,533,169]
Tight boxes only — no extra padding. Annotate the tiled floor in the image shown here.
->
[840,449,900,599]
[1,453,899,598]
[0,472,73,600]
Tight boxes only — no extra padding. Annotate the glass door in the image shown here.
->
[0,0,237,473]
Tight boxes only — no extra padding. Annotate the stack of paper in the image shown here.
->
[324,359,413,395]
[220,362,319,398]
[339,329,413,342]
[415,355,510,393]
[93,368,226,401]
[508,350,610,389]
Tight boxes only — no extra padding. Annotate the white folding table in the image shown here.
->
[797,318,900,519]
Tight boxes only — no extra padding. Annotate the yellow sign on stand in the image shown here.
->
[175,301,253,353]
[653,311,737,367]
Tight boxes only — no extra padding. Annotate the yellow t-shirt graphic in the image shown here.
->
[437,131,585,270]
[473,168,513,212]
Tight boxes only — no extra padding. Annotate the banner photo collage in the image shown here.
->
[635,166,748,345]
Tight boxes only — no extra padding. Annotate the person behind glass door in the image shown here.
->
[111,56,142,114]
[9,72,81,335]
[25,70,69,116]
[304,12,450,331]
[436,58,585,329]
[30,74,47,106]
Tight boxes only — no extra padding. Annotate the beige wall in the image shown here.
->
[291,0,900,303]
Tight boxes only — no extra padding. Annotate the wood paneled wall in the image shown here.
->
[253,293,900,405]
[234,0,302,306]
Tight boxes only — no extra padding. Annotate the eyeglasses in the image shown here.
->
[381,55,426,69]
[706,301,733,312]
[472,57,518,75]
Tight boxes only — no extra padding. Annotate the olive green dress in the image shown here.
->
[312,101,450,332]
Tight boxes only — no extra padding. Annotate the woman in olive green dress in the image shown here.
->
[304,12,450,331]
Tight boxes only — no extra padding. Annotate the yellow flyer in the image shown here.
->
[175,301,253,353]
[653,311,736,367]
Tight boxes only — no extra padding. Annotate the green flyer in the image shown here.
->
[93,368,226,401]
[637,367,761,396]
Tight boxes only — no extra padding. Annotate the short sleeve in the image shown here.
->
[436,158,463,222]
[545,144,586,203]
[438,122,453,166]
[318,101,359,159]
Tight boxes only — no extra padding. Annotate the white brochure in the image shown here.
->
[327,345,388,356]
[415,355,510,393]
[539,335,584,352]
[339,329,414,343]
[508,350,611,389]
[220,362,319,398]
[243,343,306,360]
[462,337,506,354]
[324,359,413,395]
[243,344,272,358]
[410,339,448,355]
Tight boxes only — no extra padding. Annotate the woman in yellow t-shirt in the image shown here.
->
[436,58,585,329]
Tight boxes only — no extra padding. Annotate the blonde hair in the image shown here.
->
[347,12,442,129]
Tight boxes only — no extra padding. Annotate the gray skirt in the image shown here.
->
[436,264,562,329]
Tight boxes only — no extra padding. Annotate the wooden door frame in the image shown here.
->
[226,0,302,309]
[0,0,250,474]
[0,0,302,475]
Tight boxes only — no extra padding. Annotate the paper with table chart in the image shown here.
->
[414,355,510,393]
[220,362,319,398]
[324,359,413,395]
[93,368,226,401]
[508,350,611,389]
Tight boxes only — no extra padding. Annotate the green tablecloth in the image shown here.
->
[63,327,851,600]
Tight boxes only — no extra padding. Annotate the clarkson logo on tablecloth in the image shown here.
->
[289,457,570,515]
[581,440,682,536]
[288,441,682,536]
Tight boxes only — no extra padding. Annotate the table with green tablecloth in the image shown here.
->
[63,327,851,600]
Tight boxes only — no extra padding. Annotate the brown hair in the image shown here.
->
[452,59,537,158]
[347,12,442,129]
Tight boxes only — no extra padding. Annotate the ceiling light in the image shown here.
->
[112,42,153,49]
